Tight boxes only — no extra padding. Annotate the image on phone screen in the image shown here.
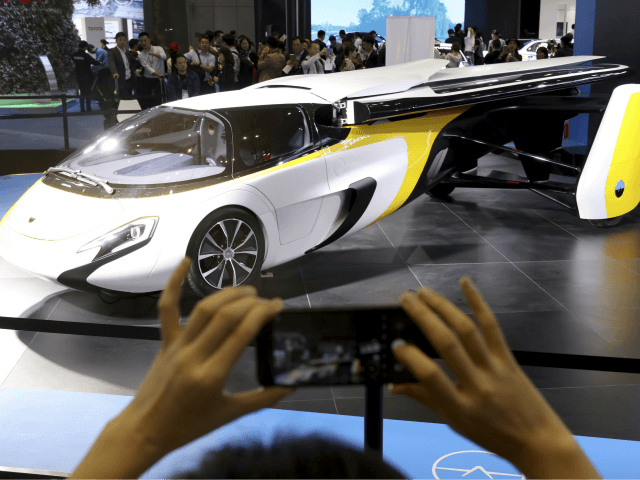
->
[257,309,431,387]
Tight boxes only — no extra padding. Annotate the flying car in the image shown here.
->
[0,56,638,297]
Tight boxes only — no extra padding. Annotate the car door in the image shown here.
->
[221,104,329,245]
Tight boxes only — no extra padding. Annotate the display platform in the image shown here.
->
[1,386,640,478]
[1,152,640,477]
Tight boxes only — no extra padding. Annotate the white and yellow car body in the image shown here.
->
[0,56,637,296]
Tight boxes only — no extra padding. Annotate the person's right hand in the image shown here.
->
[391,279,601,478]
[113,73,119,79]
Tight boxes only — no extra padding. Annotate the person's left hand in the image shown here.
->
[118,257,295,457]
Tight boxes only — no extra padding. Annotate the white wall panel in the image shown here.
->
[385,16,436,66]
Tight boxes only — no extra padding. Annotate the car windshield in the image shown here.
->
[58,107,231,185]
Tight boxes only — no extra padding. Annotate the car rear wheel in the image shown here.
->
[427,184,456,199]
[186,207,265,297]
[588,216,623,228]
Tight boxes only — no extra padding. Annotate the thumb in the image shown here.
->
[231,386,296,413]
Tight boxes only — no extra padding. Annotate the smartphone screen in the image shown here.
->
[256,308,436,387]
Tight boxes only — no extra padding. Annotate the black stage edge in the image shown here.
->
[2,314,640,373]
[0,149,76,176]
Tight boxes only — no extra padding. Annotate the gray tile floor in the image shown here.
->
[1,154,640,443]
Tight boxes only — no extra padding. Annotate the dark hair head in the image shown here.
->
[214,30,224,39]
[537,46,549,57]
[369,30,376,35]
[448,28,454,34]
[572,23,575,29]
[78,40,88,49]
[345,33,355,42]
[292,36,303,44]
[138,32,149,39]
[455,23,462,30]
[491,39,501,50]
[343,44,356,57]
[507,37,519,47]
[491,30,500,37]
[222,34,235,46]
[339,29,346,35]
[266,36,279,49]
[87,44,95,51]
[362,35,375,46]
[115,32,127,41]
[230,30,236,36]
[560,35,570,46]
[277,41,285,51]
[329,35,336,41]
[129,38,139,49]
[171,432,407,479]
[100,39,107,45]
[199,35,210,43]
[218,47,234,65]
[451,42,461,52]
[318,30,325,37]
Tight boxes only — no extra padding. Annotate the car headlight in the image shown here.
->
[78,217,159,262]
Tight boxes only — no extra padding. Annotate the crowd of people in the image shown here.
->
[70,28,389,116]
[66,259,603,479]
[439,22,575,67]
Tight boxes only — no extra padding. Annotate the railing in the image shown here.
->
[0,89,170,149]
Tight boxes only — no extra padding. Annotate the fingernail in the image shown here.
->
[391,338,406,351]
[420,287,434,296]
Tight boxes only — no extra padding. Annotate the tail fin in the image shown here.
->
[577,84,640,220]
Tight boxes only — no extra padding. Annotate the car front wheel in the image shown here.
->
[186,207,265,297]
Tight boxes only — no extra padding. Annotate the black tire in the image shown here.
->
[186,207,265,297]
[427,184,456,199]
[588,216,623,228]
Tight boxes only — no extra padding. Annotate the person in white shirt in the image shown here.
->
[353,33,362,51]
[301,41,325,74]
[137,32,167,108]
[463,27,477,66]
[185,35,217,94]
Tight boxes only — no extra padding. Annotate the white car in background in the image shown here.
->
[519,38,574,61]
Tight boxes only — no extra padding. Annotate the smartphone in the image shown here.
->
[256,307,437,387]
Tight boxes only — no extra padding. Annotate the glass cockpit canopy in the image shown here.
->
[58,107,231,185]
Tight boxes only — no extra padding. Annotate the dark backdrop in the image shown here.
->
[465,0,520,40]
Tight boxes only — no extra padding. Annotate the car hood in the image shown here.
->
[7,180,125,241]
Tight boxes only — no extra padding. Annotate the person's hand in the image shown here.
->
[320,47,327,55]
[213,76,219,82]
[117,258,295,457]
[112,73,119,79]
[190,60,198,66]
[156,73,165,79]
[189,45,194,51]
[390,279,600,478]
